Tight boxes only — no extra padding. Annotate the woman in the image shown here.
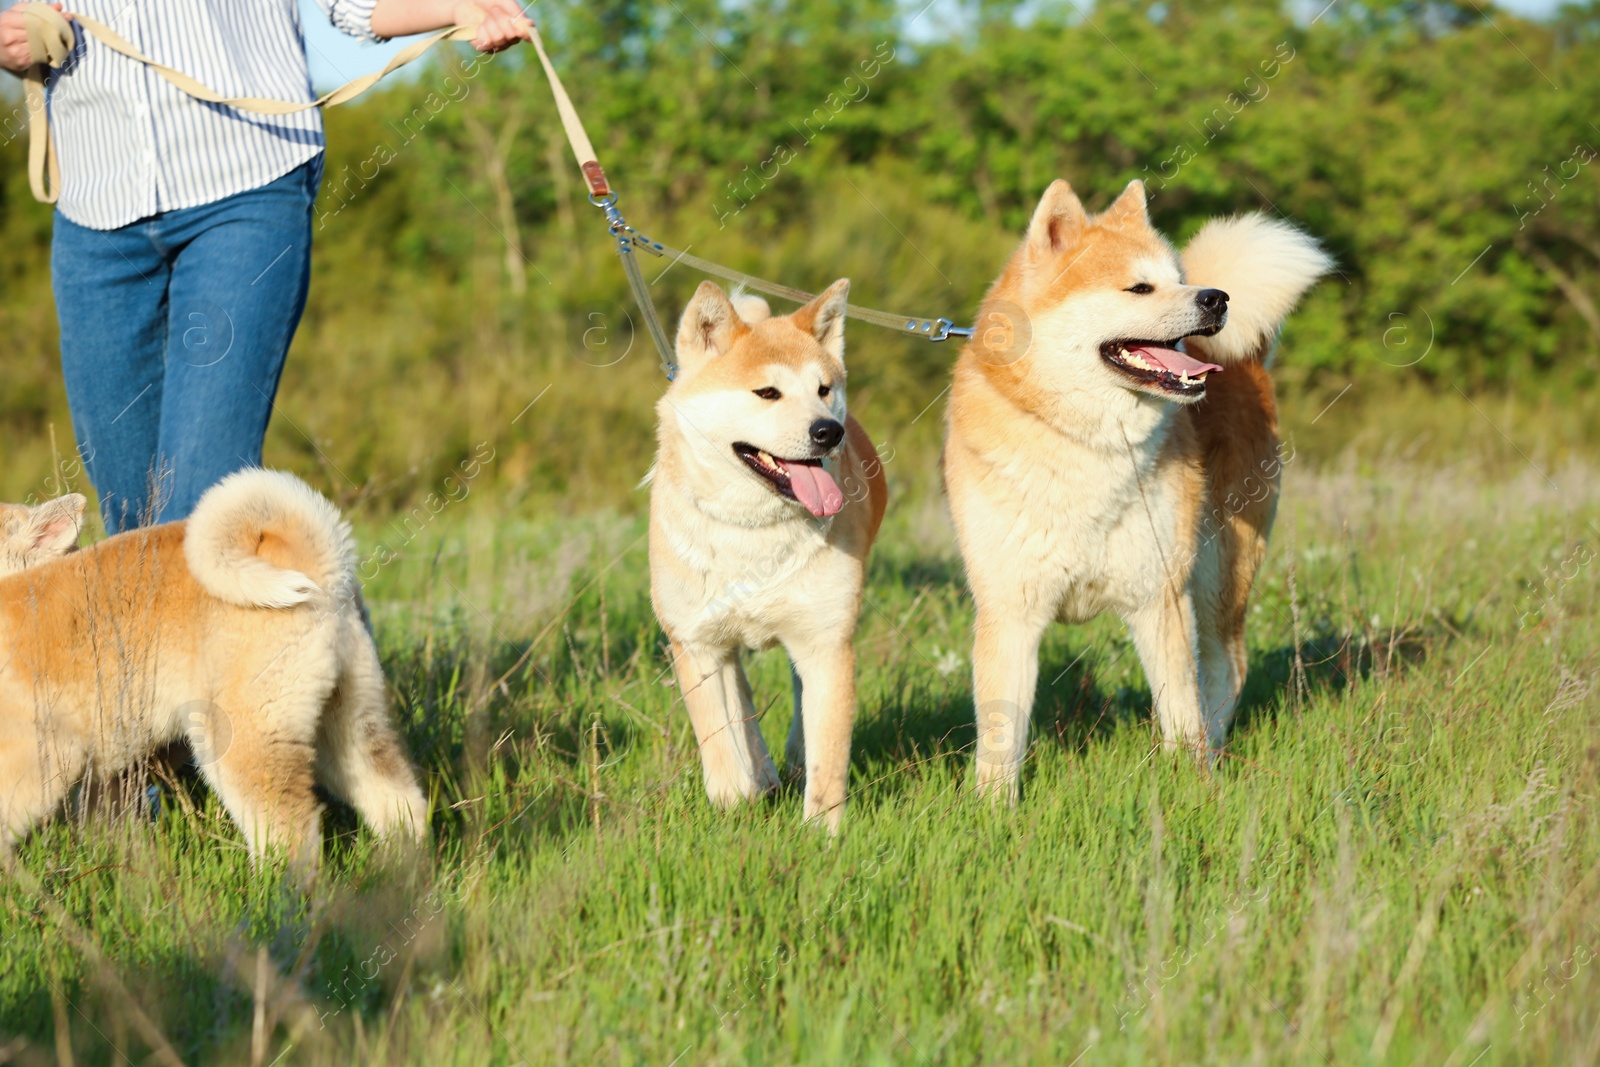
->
[0,0,530,531]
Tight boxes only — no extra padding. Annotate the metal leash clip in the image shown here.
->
[591,192,680,378]
[590,193,628,244]
[907,317,973,342]
[588,193,668,258]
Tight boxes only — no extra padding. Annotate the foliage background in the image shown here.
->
[1,0,1597,514]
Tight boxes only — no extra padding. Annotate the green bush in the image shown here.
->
[1,0,1595,511]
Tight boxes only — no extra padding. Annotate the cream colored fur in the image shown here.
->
[1181,215,1334,365]
[0,493,85,576]
[185,468,356,608]
[730,287,773,323]
[0,470,427,866]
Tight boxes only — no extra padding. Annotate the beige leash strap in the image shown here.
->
[522,20,974,359]
[15,0,972,362]
[527,23,608,198]
[17,2,476,203]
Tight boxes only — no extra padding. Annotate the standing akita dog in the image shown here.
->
[944,179,1331,798]
[649,279,887,831]
[0,469,428,861]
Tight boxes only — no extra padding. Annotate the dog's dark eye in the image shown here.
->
[1126,283,1155,294]
[818,384,831,398]
[754,387,781,400]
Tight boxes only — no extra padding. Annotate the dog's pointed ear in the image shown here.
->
[674,281,746,376]
[1027,179,1089,256]
[793,279,850,364]
[23,493,85,557]
[1105,179,1149,227]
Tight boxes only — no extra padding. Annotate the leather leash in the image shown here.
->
[525,23,972,379]
[19,3,974,379]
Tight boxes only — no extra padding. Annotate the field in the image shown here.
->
[1,387,1597,1066]
[1,0,1597,1059]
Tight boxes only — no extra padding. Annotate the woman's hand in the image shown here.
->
[370,0,531,52]
[0,3,73,76]
[453,1,532,53]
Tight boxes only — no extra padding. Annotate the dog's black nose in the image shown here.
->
[1196,288,1229,314]
[809,418,845,450]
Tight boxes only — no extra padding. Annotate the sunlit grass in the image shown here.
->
[2,433,1596,1064]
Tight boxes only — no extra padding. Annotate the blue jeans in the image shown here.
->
[52,158,322,532]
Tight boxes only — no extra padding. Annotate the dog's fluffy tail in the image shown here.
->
[1181,213,1333,365]
[730,286,772,324]
[184,469,356,609]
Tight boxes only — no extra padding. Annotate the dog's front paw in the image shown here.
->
[802,790,845,834]
[973,766,1022,806]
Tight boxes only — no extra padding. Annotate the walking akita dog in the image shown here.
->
[0,470,428,862]
[649,280,887,831]
[943,179,1332,798]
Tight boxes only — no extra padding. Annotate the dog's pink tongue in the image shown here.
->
[781,460,845,518]
[1128,345,1224,376]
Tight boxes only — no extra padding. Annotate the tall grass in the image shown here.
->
[1,396,1596,1063]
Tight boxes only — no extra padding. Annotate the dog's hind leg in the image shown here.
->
[1191,359,1283,750]
[783,663,805,782]
[670,640,780,808]
[1191,534,1242,751]
[727,656,781,797]
[1125,587,1207,757]
[1214,496,1277,747]
[0,725,87,853]
[314,619,428,842]
[971,606,1052,803]
[1197,626,1239,752]
[787,639,857,832]
[192,688,324,872]
[1190,501,1278,752]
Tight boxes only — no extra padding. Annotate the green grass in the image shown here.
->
[2,405,1598,1066]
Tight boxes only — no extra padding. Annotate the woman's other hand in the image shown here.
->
[0,3,73,76]
[452,1,532,53]
[370,0,530,52]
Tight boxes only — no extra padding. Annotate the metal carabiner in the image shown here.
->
[930,318,973,342]
[904,317,973,342]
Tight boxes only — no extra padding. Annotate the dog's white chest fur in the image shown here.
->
[652,489,858,651]
[949,405,1189,622]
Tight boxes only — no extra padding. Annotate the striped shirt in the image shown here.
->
[23,0,383,230]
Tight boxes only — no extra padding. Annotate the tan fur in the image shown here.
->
[650,280,886,831]
[0,470,427,866]
[944,179,1330,798]
[0,493,86,576]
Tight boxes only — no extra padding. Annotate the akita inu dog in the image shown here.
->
[0,470,428,862]
[944,179,1331,798]
[649,280,887,831]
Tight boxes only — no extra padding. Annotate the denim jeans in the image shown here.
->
[52,158,322,532]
